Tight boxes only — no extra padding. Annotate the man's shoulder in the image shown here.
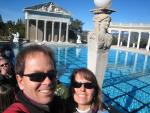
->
[3,102,29,113]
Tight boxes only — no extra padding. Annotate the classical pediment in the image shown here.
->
[24,2,71,16]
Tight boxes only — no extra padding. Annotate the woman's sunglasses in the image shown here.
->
[22,70,57,82]
[72,82,95,89]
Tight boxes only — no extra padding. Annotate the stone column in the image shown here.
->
[26,19,29,40]
[137,31,141,49]
[65,23,69,42]
[88,8,114,88]
[43,20,47,42]
[127,30,131,48]
[35,19,38,42]
[146,32,150,51]
[58,22,62,42]
[51,21,54,42]
[117,30,121,47]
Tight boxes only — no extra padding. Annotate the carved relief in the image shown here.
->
[27,2,70,15]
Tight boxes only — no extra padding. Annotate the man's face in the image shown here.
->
[17,52,56,104]
[0,59,10,75]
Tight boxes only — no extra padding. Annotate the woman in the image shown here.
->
[66,68,109,113]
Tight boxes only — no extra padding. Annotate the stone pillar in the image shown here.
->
[65,23,69,42]
[51,21,54,42]
[58,22,62,42]
[43,20,47,42]
[146,32,150,51]
[88,8,114,88]
[26,19,29,40]
[127,31,131,48]
[117,30,121,47]
[35,19,38,42]
[137,31,141,49]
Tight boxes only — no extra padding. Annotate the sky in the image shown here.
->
[0,0,150,31]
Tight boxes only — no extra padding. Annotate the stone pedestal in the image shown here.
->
[87,8,114,88]
[88,33,108,87]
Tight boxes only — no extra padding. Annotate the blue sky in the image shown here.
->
[0,0,150,31]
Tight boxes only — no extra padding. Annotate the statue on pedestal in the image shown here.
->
[88,11,113,50]
[87,0,115,87]
[12,32,19,43]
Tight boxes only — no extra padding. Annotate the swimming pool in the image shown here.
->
[47,45,150,113]
[13,44,150,113]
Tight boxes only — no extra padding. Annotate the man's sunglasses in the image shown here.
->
[72,82,95,89]
[22,70,57,82]
[0,63,8,67]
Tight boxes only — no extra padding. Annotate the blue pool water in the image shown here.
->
[13,44,150,113]
[47,45,150,113]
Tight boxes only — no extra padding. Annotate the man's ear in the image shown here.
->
[16,74,24,90]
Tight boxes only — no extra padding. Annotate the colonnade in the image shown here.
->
[109,23,150,51]
[26,19,69,43]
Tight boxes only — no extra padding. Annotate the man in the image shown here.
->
[0,57,11,75]
[0,57,16,87]
[3,44,65,113]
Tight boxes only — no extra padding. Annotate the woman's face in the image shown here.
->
[100,17,111,30]
[73,73,95,108]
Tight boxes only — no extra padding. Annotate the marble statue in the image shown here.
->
[76,35,82,44]
[12,32,19,43]
[47,3,53,12]
[88,14,113,50]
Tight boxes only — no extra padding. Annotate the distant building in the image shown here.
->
[24,2,71,42]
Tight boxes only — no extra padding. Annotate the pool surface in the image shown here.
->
[13,44,150,113]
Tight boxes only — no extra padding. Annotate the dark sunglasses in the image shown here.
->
[0,63,8,67]
[23,70,57,82]
[73,82,95,89]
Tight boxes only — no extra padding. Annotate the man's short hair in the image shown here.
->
[15,44,56,76]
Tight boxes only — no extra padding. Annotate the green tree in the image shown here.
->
[0,14,3,22]
[15,18,25,38]
[0,14,5,36]
[6,20,15,36]
[69,18,84,33]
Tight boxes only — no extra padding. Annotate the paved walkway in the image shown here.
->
[111,45,150,56]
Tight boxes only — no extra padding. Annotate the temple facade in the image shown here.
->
[24,2,71,42]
